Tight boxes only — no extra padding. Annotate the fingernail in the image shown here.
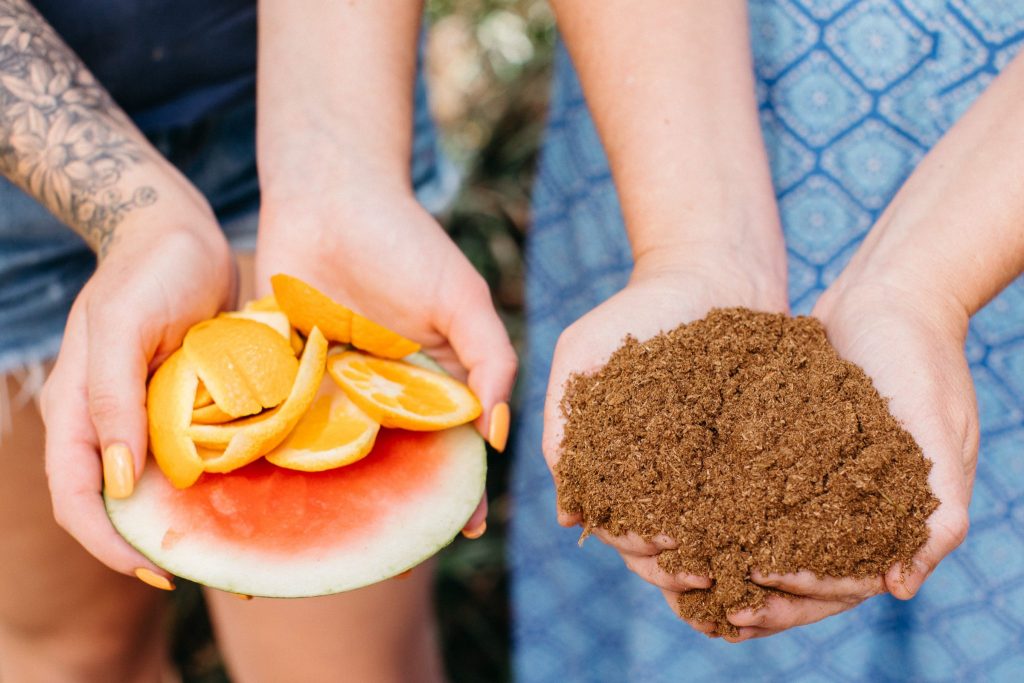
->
[394,569,413,581]
[232,593,253,601]
[134,568,174,591]
[462,520,487,540]
[103,443,135,499]
[487,402,510,453]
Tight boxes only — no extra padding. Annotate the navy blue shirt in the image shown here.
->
[34,0,256,132]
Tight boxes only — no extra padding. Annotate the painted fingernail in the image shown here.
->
[462,520,487,540]
[487,402,510,453]
[232,593,253,601]
[394,569,413,581]
[134,568,174,591]
[103,443,135,499]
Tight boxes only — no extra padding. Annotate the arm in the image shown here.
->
[0,0,215,256]
[254,0,517,532]
[729,50,1024,642]
[550,0,784,276]
[541,0,787,633]
[0,1,233,580]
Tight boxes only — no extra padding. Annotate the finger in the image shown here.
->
[886,501,969,600]
[727,593,857,631]
[658,589,720,637]
[620,552,711,591]
[751,569,885,601]
[440,272,518,452]
[85,299,151,494]
[461,495,488,539]
[591,527,678,554]
[723,626,778,643]
[43,307,167,578]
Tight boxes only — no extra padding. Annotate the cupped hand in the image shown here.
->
[541,244,789,630]
[726,279,977,641]
[255,183,518,535]
[41,210,233,580]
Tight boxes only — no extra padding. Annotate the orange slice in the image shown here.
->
[191,402,236,425]
[350,314,421,359]
[271,274,353,343]
[327,351,481,431]
[265,377,380,472]
[202,327,328,473]
[194,382,213,409]
[147,350,204,488]
[183,317,299,418]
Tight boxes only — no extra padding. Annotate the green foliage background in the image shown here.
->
[174,4,554,681]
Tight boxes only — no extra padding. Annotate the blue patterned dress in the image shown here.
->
[510,2,1024,681]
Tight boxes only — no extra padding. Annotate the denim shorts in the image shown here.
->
[0,77,457,375]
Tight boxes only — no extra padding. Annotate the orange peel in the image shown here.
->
[194,382,213,409]
[327,350,481,431]
[147,350,205,489]
[221,310,292,346]
[183,317,299,418]
[271,274,353,343]
[191,402,237,425]
[188,405,283,448]
[350,313,420,359]
[202,327,328,473]
[265,377,380,472]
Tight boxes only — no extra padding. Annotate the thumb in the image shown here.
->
[86,308,151,499]
[441,274,518,453]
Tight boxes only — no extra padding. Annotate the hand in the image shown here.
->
[41,210,234,580]
[726,278,976,641]
[541,242,789,634]
[255,181,517,536]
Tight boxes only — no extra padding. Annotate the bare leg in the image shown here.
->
[206,565,444,683]
[0,369,171,683]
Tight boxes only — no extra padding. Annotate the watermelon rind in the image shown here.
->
[105,352,487,597]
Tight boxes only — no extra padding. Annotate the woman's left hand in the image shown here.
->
[725,276,976,641]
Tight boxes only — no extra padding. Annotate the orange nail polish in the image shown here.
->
[134,567,174,591]
[487,402,510,453]
[394,569,414,581]
[103,444,135,499]
[462,520,487,540]
[232,592,253,601]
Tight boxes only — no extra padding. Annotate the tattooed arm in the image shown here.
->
[0,0,234,579]
[0,0,214,257]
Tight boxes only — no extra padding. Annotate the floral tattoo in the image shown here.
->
[0,0,156,257]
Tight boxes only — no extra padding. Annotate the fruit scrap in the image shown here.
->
[202,327,328,474]
[183,317,298,418]
[147,350,205,489]
[327,351,481,431]
[271,274,420,358]
[146,275,483,489]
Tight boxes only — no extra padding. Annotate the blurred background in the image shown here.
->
[174,2,555,681]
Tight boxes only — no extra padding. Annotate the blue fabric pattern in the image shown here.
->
[511,2,1024,681]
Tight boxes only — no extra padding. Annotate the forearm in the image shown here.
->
[550,0,781,263]
[839,51,1024,319]
[0,0,215,257]
[256,0,423,203]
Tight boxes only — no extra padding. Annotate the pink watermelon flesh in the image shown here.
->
[106,425,485,597]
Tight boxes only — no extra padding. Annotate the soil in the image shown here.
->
[555,308,937,637]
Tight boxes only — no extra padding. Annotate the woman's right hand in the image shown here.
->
[541,241,789,636]
[41,208,233,582]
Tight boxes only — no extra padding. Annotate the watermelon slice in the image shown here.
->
[105,424,485,596]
